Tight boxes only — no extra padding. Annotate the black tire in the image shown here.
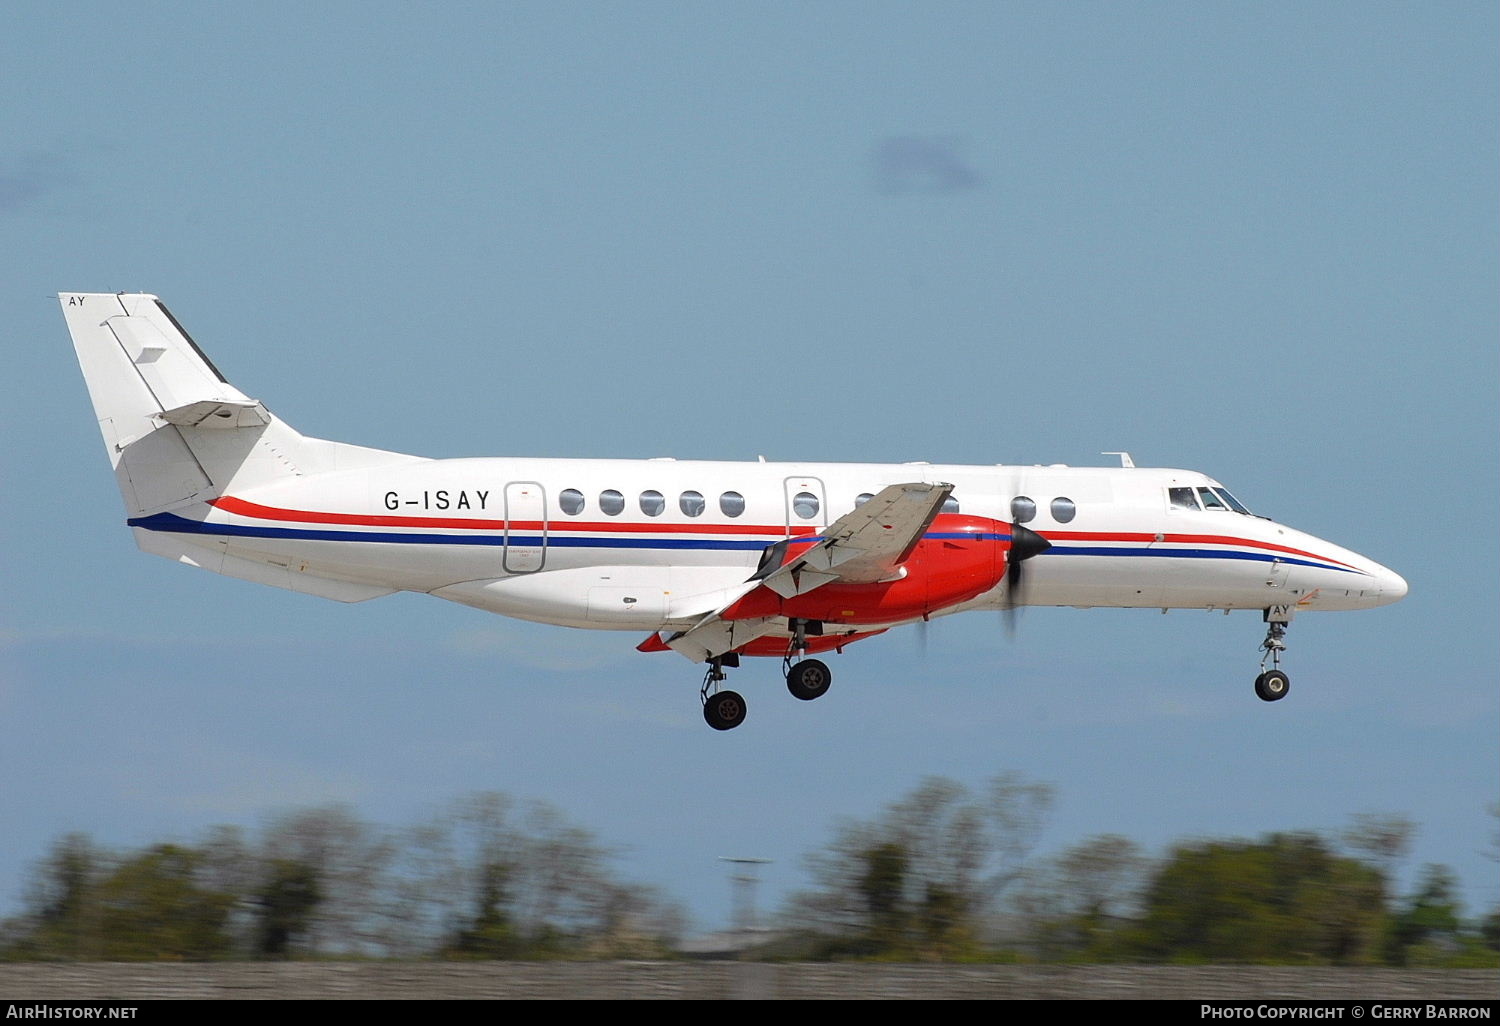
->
[786,658,832,701]
[1255,670,1290,702]
[703,690,747,730]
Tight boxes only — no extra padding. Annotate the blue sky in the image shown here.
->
[2,2,1496,933]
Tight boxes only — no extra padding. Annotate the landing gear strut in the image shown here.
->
[701,655,746,730]
[1254,606,1292,702]
[784,618,832,701]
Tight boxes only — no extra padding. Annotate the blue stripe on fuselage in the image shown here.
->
[126,514,1358,573]
[1045,544,1364,574]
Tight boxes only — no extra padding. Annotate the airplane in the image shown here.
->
[59,292,1408,730]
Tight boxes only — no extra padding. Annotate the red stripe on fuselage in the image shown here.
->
[1045,529,1357,570]
[206,498,1353,570]
[209,495,815,537]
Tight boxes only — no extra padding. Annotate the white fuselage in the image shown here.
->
[129,455,1407,635]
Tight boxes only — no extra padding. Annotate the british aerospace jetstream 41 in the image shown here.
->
[60,292,1407,730]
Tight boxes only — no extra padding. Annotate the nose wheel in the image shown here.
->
[1255,607,1292,702]
[1255,669,1290,701]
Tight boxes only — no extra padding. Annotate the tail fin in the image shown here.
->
[60,292,409,517]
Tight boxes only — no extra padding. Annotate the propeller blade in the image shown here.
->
[1001,524,1051,638]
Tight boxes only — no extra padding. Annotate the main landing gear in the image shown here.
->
[786,658,832,701]
[1254,606,1292,702]
[784,618,832,702]
[697,619,834,730]
[701,655,746,731]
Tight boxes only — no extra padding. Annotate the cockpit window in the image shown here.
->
[1213,488,1252,514]
[1196,487,1229,511]
[1168,487,1199,511]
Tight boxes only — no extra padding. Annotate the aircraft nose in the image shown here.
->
[1378,566,1408,603]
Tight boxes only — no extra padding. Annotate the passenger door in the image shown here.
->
[503,481,547,573]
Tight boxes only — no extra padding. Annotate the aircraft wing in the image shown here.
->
[656,482,952,662]
[755,481,953,597]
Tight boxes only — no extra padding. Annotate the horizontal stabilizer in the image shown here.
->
[155,399,271,429]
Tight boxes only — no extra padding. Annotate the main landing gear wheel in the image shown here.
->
[1255,670,1290,702]
[703,690,747,731]
[786,658,832,701]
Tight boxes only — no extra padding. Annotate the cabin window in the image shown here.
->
[793,491,820,519]
[679,490,706,517]
[1050,496,1076,523]
[639,490,665,517]
[1010,496,1036,524]
[599,489,625,516]
[720,491,746,518]
[942,496,960,514]
[559,488,585,515]
[1168,487,1199,510]
[856,493,874,507]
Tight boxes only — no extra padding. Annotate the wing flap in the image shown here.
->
[663,614,779,664]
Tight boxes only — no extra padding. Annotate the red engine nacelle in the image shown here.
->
[722,514,1013,626]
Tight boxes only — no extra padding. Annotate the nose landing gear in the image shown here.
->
[1254,606,1292,702]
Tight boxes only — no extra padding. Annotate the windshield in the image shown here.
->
[1212,487,1252,514]
[1172,485,1254,515]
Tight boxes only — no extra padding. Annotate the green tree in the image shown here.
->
[1386,864,1463,966]
[788,774,1053,960]
[255,805,393,955]
[253,858,322,958]
[409,792,682,959]
[91,844,236,960]
[856,841,910,955]
[1131,833,1386,964]
[1479,908,1500,953]
[444,860,521,959]
[1013,834,1147,961]
[3,834,103,960]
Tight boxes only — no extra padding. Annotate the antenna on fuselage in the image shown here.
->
[1102,451,1136,468]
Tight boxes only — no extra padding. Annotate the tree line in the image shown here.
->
[2,782,1496,964]
[779,779,1498,966]
[0,794,682,961]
